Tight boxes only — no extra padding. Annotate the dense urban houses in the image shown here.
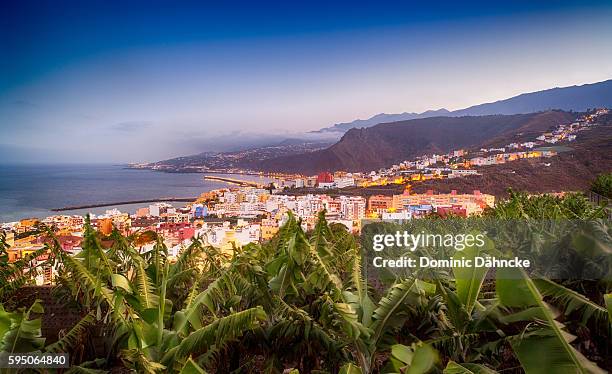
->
[0,109,609,287]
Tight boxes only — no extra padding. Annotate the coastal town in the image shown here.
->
[276,108,609,189]
[4,1,612,371]
[1,108,609,286]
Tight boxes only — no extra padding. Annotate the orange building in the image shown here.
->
[136,207,150,217]
[17,218,40,234]
[392,190,495,211]
[368,195,393,212]
[97,218,114,236]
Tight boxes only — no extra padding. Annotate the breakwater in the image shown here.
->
[203,175,265,187]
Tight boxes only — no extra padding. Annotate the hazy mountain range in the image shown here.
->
[147,79,612,172]
[258,111,577,173]
[315,109,452,133]
[316,79,612,133]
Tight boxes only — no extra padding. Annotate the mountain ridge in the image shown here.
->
[145,79,612,172]
[315,79,612,133]
[257,111,578,173]
[315,108,451,133]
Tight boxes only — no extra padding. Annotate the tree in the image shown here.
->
[0,193,609,373]
[591,173,612,199]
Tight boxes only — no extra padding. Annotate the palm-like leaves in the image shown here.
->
[533,278,608,326]
[46,311,96,353]
[443,361,498,374]
[173,306,266,360]
[0,299,45,353]
[0,191,609,373]
[497,268,605,374]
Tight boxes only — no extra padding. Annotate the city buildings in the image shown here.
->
[1,108,608,286]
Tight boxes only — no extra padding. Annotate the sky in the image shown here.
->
[1,1,612,163]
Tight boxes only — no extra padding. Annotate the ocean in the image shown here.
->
[0,164,274,222]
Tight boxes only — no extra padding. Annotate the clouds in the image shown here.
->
[0,2,611,164]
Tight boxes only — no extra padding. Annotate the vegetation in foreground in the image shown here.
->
[591,173,612,199]
[0,192,610,373]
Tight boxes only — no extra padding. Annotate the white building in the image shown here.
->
[149,203,173,217]
[382,211,412,220]
[335,177,355,188]
[450,169,479,178]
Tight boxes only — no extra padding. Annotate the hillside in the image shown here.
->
[410,122,612,197]
[133,141,332,172]
[315,109,451,133]
[281,120,612,199]
[316,79,612,134]
[452,79,612,116]
[258,111,576,173]
[144,80,611,171]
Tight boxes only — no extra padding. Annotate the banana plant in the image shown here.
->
[496,267,605,374]
[0,299,45,354]
[0,231,48,299]
[0,191,609,373]
[46,217,268,373]
[381,342,438,374]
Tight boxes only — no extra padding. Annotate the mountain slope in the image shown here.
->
[258,111,577,174]
[316,79,612,134]
[316,109,451,133]
[411,122,612,197]
[136,141,332,172]
[452,79,612,116]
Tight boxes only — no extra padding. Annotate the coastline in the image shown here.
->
[0,164,276,223]
[125,165,287,178]
[51,197,198,212]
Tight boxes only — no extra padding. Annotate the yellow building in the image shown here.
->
[3,231,15,247]
[17,218,40,234]
[261,219,280,240]
[7,235,45,262]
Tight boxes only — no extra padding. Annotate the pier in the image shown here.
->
[203,175,266,188]
[52,176,268,212]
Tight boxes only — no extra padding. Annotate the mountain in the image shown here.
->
[257,111,577,174]
[315,109,451,133]
[134,140,332,172]
[316,79,612,134]
[147,80,611,172]
[451,79,612,116]
[410,120,612,197]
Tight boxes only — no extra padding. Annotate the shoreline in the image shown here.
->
[51,197,198,212]
[125,166,282,178]
[0,166,277,223]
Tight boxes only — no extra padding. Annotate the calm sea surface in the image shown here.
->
[0,164,273,222]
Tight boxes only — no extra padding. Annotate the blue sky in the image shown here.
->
[1,0,612,163]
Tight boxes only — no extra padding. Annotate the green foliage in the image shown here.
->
[452,237,492,314]
[533,278,608,326]
[46,312,96,353]
[0,192,609,373]
[486,190,605,219]
[443,361,498,374]
[0,299,45,353]
[339,362,363,374]
[591,173,612,198]
[383,343,438,374]
[497,267,605,374]
[179,358,208,374]
[0,232,47,299]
